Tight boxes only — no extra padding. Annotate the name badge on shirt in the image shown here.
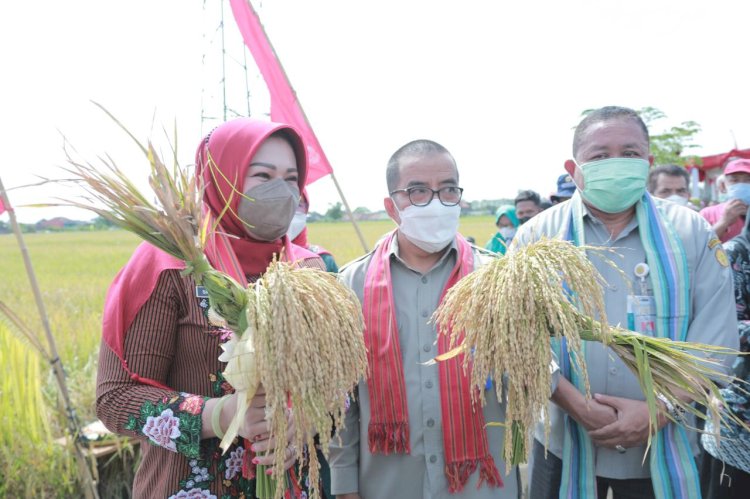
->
[627,294,656,334]
[196,285,210,314]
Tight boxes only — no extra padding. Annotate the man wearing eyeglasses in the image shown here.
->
[329,139,527,499]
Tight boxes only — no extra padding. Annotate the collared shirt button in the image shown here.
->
[609,367,617,375]
[421,276,428,284]
[425,380,433,389]
[429,454,437,464]
[423,343,432,352]
[421,310,429,318]
[426,418,435,428]
[611,285,618,292]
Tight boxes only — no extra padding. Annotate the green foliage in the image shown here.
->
[638,106,702,166]
[580,106,702,166]
[324,202,343,221]
[0,230,139,497]
[0,323,77,497]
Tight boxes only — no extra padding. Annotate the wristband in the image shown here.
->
[211,395,231,439]
[656,393,686,423]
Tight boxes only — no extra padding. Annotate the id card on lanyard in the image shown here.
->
[627,295,656,334]
[627,262,656,334]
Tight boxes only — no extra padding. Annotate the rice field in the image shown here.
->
[0,215,496,496]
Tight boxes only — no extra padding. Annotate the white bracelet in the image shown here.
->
[211,394,232,439]
[656,393,686,423]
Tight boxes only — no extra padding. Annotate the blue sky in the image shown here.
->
[2,0,749,222]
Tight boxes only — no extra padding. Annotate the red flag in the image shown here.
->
[0,197,6,215]
[229,0,334,185]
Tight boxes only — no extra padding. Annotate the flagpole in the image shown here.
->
[0,176,100,499]
[242,0,369,252]
[328,171,369,251]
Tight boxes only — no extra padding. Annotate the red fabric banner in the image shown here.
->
[229,0,334,185]
[690,148,750,171]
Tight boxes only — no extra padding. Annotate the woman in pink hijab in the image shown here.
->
[96,118,324,498]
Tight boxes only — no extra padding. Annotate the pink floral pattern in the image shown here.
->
[142,408,182,451]
[224,446,245,480]
[178,394,204,415]
[167,488,217,499]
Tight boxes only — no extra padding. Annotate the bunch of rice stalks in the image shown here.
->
[61,109,368,499]
[220,259,367,498]
[433,236,745,466]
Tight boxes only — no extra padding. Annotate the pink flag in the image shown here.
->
[0,198,6,215]
[229,0,334,185]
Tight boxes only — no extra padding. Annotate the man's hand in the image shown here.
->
[715,198,748,237]
[337,494,361,499]
[550,377,616,431]
[577,397,618,431]
[588,394,664,449]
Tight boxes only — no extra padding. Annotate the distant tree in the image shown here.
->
[325,202,343,221]
[638,107,701,166]
[92,216,115,229]
[353,206,371,215]
[580,106,701,166]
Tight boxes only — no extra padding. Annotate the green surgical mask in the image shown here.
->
[578,157,649,213]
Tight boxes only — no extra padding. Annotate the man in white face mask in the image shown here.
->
[329,140,527,499]
[646,164,695,209]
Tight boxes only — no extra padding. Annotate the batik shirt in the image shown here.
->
[97,269,323,498]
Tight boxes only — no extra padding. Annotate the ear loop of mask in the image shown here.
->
[569,159,584,193]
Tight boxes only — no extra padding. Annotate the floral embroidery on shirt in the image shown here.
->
[180,394,205,415]
[209,371,234,397]
[168,487,217,499]
[125,393,206,458]
[224,447,245,480]
[143,408,181,451]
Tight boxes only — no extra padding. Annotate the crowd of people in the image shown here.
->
[97,106,749,499]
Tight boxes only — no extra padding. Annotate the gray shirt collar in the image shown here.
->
[387,233,458,275]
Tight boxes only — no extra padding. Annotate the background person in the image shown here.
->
[550,173,576,205]
[485,204,519,255]
[96,118,325,498]
[700,158,750,242]
[289,192,340,273]
[514,189,544,224]
[647,164,691,207]
[700,213,750,498]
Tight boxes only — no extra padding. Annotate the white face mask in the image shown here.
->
[499,227,516,240]
[664,194,689,207]
[286,211,307,240]
[395,199,461,253]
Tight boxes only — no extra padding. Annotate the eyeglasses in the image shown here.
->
[389,186,464,207]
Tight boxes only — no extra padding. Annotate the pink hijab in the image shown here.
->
[102,118,319,388]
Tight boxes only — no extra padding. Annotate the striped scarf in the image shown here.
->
[362,230,502,493]
[555,192,700,499]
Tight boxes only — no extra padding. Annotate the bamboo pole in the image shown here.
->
[0,176,99,499]
[329,172,369,252]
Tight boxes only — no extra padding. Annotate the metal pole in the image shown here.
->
[220,0,228,121]
[0,177,99,499]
